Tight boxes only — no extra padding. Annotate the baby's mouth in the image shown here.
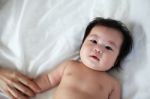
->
[90,55,100,61]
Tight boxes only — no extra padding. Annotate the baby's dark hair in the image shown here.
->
[81,17,133,71]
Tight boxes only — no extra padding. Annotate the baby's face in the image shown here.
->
[80,26,123,71]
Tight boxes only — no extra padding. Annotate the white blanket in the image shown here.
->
[0,0,150,99]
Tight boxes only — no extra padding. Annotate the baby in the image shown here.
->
[35,17,133,99]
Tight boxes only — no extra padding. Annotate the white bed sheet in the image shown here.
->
[0,0,150,99]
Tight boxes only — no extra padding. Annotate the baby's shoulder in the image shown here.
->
[62,60,81,75]
[109,76,121,93]
[104,73,120,86]
[108,75,120,89]
[63,60,78,65]
[62,60,79,69]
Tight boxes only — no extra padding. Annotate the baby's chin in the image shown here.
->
[83,61,106,71]
[80,58,109,71]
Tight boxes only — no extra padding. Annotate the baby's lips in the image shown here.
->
[90,55,100,61]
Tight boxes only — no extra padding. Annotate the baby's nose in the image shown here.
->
[94,45,104,54]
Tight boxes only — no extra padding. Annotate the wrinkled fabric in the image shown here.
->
[0,0,150,99]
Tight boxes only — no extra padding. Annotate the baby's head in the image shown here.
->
[80,17,133,71]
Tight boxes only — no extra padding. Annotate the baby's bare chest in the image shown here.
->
[63,68,111,92]
[54,65,113,99]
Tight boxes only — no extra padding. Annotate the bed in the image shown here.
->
[0,0,150,99]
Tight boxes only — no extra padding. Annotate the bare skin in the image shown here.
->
[0,67,40,99]
[35,60,120,99]
[35,26,122,99]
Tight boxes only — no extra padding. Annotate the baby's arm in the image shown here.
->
[109,81,121,99]
[34,61,70,93]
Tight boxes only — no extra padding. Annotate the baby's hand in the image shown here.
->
[34,74,51,93]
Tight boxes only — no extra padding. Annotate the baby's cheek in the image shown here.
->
[80,48,86,59]
[104,55,116,65]
[81,45,90,53]
[86,44,94,52]
[111,55,118,65]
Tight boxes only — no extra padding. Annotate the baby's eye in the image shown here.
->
[90,40,97,44]
[105,46,113,51]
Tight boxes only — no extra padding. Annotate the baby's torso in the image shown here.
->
[53,61,116,99]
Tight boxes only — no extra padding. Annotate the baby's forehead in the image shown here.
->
[90,26,123,38]
[90,25,122,34]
